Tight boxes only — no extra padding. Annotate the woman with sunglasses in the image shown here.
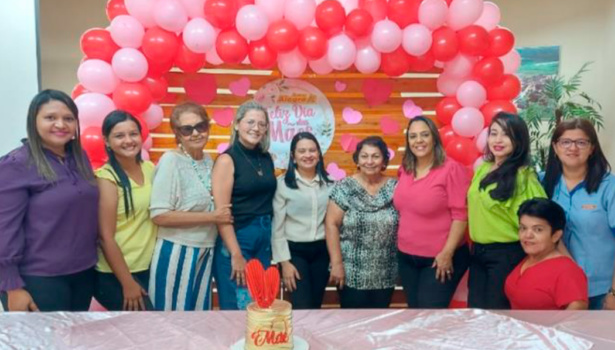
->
[542,118,615,310]
[212,100,276,310]
[148,102,233,311]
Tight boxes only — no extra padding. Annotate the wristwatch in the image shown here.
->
[608,288,615,297]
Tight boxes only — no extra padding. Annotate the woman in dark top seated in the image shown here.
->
[212,100,277,310]
[505,198,588,310]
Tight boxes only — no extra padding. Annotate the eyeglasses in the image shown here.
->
[557,138,591,149]
[244,119,268,130]
[177,121,208,137]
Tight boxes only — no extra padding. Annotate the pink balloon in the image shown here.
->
[474,2,500,31]
[447,0,484,31]
[143,136,153,150]
[142,103,164,129]
[444,54,477,78]
[206,45,224,65]
[77,59,119,94]
[473,157,484,170]
[371,20,402,54]
[309,55,333,74]
[141,149,151,160]
[418,0,448,30]
[154,0,188,32]
[437,72,464,96]
[111,48,148,82]
[354,39,381,74]
[255,0,285,22]
[456,80,487,108]
[327,33,357,70]
[500,49,521,74]
[125,0,156,28]
[109,15,145,48]
[402,24,432,56]
[236,5,269,40]
[278,48,307,77]
[183,18,216,53]
[475,127,488,153]
[75,93,116,128]
[451,107,484,137]
[285,0,316,30]
[181,0,206,19]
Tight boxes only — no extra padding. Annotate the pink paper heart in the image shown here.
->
[217,142,229,154]
[229,77,251,97]
[326,162,347,181]
[380,117,401,135]
[388,148,395,161]
[362,79,394,107]
[403,99,423,119]
[184,74,217,105]
[340,133,361,153]
[342,107,363,125]
[335,80,347,92]
[213,108,234,127]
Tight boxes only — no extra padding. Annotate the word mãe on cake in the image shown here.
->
[250,327,290,346]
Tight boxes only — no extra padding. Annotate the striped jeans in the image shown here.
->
[148,238,214,311]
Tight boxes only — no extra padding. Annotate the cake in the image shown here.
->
[244,299,293,350]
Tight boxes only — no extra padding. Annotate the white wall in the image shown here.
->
[0,0,40,154]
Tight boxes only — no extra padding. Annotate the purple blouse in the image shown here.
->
[0,144,99,292]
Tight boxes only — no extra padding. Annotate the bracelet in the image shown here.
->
[608,288,615,297]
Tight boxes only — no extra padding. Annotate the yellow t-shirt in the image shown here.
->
[95,161,157,273]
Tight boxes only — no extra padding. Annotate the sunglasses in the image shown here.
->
[177,121,208,137]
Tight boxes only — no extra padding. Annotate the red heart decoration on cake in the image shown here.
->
[245,259,279,308]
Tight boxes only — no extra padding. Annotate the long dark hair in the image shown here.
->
[285,132,332,189]
[479,112,531,201]
[102,110,143,218]
[543,118,610,198]
[401,116,446,175]
[26,89,94,182]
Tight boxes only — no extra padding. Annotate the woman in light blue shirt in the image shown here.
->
[542,118,615,310]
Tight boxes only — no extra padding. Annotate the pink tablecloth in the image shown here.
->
[1,309,612,350]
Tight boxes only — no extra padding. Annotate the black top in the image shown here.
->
[225,141,277,229]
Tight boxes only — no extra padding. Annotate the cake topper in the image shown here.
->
[245,259,280,308]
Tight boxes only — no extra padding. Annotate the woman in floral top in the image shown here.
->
[326,136,399,308]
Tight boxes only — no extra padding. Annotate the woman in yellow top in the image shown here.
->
[95,110,157,311]
[467,112,546,309]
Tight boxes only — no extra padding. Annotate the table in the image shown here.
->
[0,309,612,349]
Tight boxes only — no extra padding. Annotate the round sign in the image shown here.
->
[254,79,335,169]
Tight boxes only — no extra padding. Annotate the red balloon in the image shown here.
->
[266,20,299,53]
[134,115,150,141]
[431,27,459,62]
[147,58,174,78]
[387,0,421,28]
[81,126,106,164]
[472,56,504,86]
[315,0,346,36]
[216,29,249,63]
[142,76,168,102]
[80,28,119,62]
[106,0,128,21]
[204,0,238,29]
[236,0,254,6]
[488,27,515,57]
[113,82,153,116]
[458,25,490,56]
[487,74,521,100]
[345,9,373,39]
[481,100,517,126]
[436,97,462,125]
[175,40,206,73]
[142,27,180,64]
[71,84,89,100]
[359,0,387,21]
[439,125,457,147]
[408,50,435,72]
[446,136,480,166]
[298,27,328,60]
[249,39,278,69]
[381,47,410,77]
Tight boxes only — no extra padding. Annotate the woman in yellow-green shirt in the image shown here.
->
[467,112,546,309]
[95,111,157,311]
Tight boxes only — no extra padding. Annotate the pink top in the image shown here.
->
[393,158,471,257]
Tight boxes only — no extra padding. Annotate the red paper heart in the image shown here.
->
[184,74,217,105]
[229,77,251,97]
[340,133,361,153]
[213,107,234,127]
[380,116,401,135]
[362,79,394,107]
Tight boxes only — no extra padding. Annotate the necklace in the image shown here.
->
[179,145,214,210]
[235,143,264,176]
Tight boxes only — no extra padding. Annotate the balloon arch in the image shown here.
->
[74,0,521,168]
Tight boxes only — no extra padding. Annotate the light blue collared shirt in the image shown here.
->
[550,174,615,297]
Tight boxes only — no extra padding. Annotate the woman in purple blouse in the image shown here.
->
[0,90,99,312]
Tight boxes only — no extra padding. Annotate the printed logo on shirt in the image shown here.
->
[581,204,597,210]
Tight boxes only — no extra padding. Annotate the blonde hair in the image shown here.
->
[230,100,270,152]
